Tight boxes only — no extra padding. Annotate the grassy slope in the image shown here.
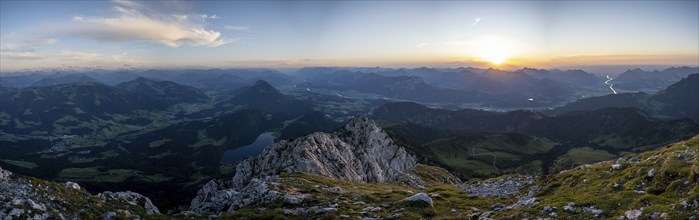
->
[213,134,699,219]
[498,134,699,219]
[1,174,170,219]
[220,164,515,219]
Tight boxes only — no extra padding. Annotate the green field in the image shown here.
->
[551,147,617,172]
[423,133,557,176]
[56,167,171,183]
[1,159,39,169]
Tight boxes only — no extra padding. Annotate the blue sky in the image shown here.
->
[1,0,697,71]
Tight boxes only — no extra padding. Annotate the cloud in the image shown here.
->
[415,43,427,48]
[0,34,58,52]
[472,17,481,26]
[57,50,101,61]
[69,0,230,47]
[0,51,46,60]
[224,25,249,31]
[1,49,148,71]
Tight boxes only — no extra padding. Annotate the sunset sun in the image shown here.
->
[482,51,508,65]
[480,49,509,65]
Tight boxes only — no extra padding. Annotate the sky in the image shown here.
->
[1,0,698,72]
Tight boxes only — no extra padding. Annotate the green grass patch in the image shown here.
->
[1,159,39,169]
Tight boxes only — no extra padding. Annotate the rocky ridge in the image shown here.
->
[188,116,418,213]
[0,166,160,219]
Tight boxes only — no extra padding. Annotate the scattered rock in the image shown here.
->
[283,208,309,215]
[451,209,462,216]
[541,206,554,213]
[315,207,337,213]
[563,202,576,212]
[647,169,656,177]
[0,166,11,180]
[362,206,382,212]
[401,192,433,207]
[460,176,536,197]
[583,206,604,217]
[625,209,642,220]
[188,177,279,213]
[8,208,25,217]
[612,164,622,170]
[508,185,540,209]
[353,201,366,205]
[283,194,308,205]
[387,214,401,219]
[26,199,46,211]
[65,181,80,190]
[392,208,405,213]
[100,191,160,214]
[104,212,117,219]
[323,186,349,194]
[491,203,505,211]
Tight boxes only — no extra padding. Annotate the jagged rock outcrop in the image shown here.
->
[98,191,160,215]
[0,166,10,180]
[188,177,279,214]
[231,115,416,187]
[0,166,160,219]
[188,116,418,214]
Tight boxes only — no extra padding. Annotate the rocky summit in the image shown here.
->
[232,115,416,187]
[189,116,418,213]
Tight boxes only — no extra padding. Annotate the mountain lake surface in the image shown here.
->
[221,132,275,163]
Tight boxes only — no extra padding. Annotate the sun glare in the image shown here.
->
[481,51,508,65]
[474,35,513,66]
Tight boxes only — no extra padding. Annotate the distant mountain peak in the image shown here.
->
[250,80,281,94]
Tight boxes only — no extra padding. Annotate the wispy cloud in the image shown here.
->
[1,49,147,70]
[415,43,427,48]
[68,0,230,47]
[0,51,46,60]
[224,25,249,31]
[472,17,481,26]
[0,33,58,52]
[57,50,102,61]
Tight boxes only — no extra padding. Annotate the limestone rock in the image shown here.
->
[460,176,535,197]
[612,164,622,170]
[0,166,11,180]
[188,116,419,214]
[231,116,417,189]
[283,194,309,205]
[188,180,239,213]
[65,181,80,190]
[625,209,642,219]
[401,192,433,207]
[188,177,279,213]
[99,191,160,214]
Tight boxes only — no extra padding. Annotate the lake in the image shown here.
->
[220,132,275,163]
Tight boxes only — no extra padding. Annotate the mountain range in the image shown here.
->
[1,66,698,218]
[551,73,699,120]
